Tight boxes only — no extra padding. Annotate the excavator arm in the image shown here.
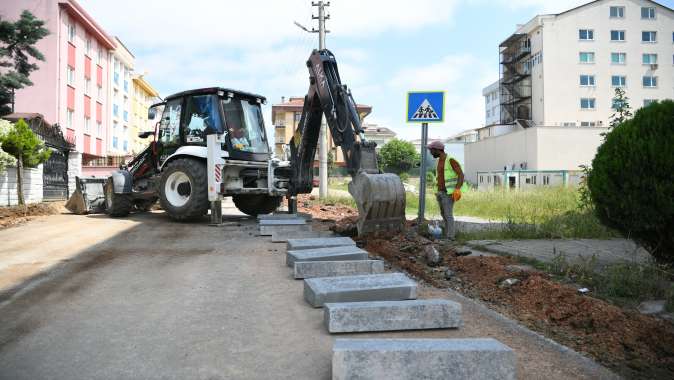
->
[288,49,405,236]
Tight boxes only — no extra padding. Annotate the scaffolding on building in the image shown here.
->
[499,33,533,126]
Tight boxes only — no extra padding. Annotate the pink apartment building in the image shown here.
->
[3,0,116,191]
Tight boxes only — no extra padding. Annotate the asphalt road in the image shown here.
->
[0,210,616,380]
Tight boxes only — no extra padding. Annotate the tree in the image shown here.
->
[608,87,633,130]
[327,150,335,175]
[0,11,49,116]
[0,119,51,205]
[379,139,419,174]
[587,100,674,263]
[0,119,15,172]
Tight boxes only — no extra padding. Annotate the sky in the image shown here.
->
[79,0,674,142]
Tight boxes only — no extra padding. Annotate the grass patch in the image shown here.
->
[315,195,356,208]
[509,251,674,308]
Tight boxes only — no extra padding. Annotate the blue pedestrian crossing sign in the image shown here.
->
[407,91,444,123]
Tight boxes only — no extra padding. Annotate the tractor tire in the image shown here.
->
[159,158,209,221]
[233,194,282,216]
[104,178,132,217]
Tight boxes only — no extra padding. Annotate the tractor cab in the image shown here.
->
[148,87,271,166]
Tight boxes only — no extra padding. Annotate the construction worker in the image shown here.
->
[427,140,464,240]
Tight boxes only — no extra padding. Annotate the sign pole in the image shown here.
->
[418,122,429,224]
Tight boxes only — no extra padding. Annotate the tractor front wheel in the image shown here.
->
[232,194,282,216]
[159,158,209,221]
[104,177,132,217]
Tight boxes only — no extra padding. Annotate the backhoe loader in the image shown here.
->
[67,49,405,236]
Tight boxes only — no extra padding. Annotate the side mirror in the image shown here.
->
[148,107,157,120]
[138,131,155,139]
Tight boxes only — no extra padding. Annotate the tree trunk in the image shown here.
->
[16,153,24,207]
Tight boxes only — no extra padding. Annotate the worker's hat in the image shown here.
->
[426,140,445,150]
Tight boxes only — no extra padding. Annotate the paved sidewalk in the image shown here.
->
[0,210,617,379]
[466,239,651,266]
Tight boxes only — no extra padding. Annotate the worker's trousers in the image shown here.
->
[436,192,455,240]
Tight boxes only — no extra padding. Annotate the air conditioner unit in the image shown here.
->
[650,64,659,70]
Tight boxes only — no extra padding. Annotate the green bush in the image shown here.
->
[588,100,674,263]
[379,139,419,175]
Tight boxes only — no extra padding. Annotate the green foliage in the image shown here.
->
[425,170,436,187]
[588,100,674,263]
[0,10,49,116]
[398,172,410,182]
[0,119,15,171]
[327,150,335,174]
[608,87,633,131]
[0,118,50,167]
[379,139,419,174]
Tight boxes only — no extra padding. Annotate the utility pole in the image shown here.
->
[294,1,330,199]
[313,1,330,199]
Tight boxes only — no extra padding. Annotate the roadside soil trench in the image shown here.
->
[299,198,674,380]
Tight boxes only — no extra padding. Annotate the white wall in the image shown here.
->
[0,166,44,206]
[535,127,606,169]
[465,127,538,184]
[540,0,674,126]
[464,126,607,184]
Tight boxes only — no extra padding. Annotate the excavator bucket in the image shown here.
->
[65,176,107,214]
[348,172,406,236]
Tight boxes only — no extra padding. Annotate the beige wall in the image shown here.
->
[464,126,607,185]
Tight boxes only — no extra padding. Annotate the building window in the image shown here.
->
[114,72,119,85]
[612,98,627,110]
[84,117,91,133]
[611,75,626,87]
[642,31,657,43]
[642,53,657,64]
[579,29,594,40]
[580,98,596,109]
[579,52,595,63]
[610,6,625,18]
[66,110,74,129]
[643,76,658,88]
[124,80,129,92]
[610,30,625,41]
[67,67,75,85]
[579,75,595,86]
[123,140,128,152]
[84,78,91,95]
[644,99,657,107]
[97,48,103,64]
[112,136,118,149]
[293,112,301,122]
[581,121,597,127]
[86,38,92,55]
[641,7,655,19]
[123,110,129,122]
[113,104,119,117]
[611,52,626,64]
[67,23,76,43]
[97,122,102,135]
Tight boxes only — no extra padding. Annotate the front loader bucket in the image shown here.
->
[65,176,107,214]
[348,172,406,236]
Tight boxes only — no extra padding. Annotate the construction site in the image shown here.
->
[2,0,674,379]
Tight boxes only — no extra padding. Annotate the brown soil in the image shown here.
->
[300,203,674,379]
[0,202,63,230]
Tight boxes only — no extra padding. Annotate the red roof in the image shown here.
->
[273,97,372,116]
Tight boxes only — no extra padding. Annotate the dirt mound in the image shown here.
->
[0,202,62,229]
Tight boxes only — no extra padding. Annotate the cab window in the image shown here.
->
[184,95,221,144]
[159,98,182,146]
[222,98,269,154]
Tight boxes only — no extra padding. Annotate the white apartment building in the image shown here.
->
[505,0,673,127]
[482,80,501,126]
[109,37,134,155]
[465,0,674,189]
